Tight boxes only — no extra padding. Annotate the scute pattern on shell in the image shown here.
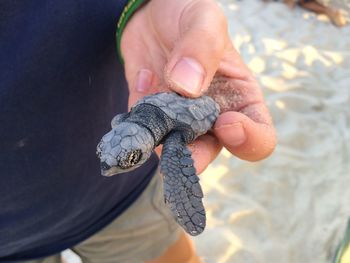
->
[133,92,220,137]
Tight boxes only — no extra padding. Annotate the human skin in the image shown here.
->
[120,0,277,261]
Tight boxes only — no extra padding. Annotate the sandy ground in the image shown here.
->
[63,1,350,263]
[193,0,350,262]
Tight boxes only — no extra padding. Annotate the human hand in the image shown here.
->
[121,0,276,173]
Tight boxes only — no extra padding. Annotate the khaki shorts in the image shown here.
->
[27,170,182,263]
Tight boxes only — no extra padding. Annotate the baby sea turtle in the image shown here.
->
[97,75,242,235]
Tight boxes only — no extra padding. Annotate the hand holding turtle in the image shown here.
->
[121,0,277,172]
[98,0,277,236]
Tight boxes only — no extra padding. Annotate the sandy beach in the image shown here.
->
[62,1,350,262]
[194,1,350,262]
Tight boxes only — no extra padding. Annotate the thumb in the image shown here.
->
[214,108,277,162]
[164,0,228,97]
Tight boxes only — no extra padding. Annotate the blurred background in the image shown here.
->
[194,0,350,262]
[63,0,350,262]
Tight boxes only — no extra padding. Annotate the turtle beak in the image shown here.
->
[100,161,111,171]
[100,162,125,177]
[100,161,113,177]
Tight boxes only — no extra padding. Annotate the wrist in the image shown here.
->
[116,0,149,64]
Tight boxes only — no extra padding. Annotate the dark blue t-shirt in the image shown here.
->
[0,1,158,261]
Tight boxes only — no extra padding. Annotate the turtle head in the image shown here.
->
[97,122,155,176]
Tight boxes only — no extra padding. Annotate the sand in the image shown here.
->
[62,1,350,262]
[193,1,350,262]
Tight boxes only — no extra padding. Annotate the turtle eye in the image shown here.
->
[119,149,142,169]
[96,142,103,158]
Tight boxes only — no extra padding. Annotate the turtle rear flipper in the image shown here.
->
[160,132,206,236]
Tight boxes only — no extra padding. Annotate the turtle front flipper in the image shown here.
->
[160,131,206,236]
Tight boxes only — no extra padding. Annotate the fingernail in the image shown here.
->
[136,69,153,92]
[215,122,246,147]
[170,57,204,95]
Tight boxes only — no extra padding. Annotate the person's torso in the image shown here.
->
[0,1,158,260]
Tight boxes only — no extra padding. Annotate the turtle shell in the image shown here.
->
[133,92,220,137]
